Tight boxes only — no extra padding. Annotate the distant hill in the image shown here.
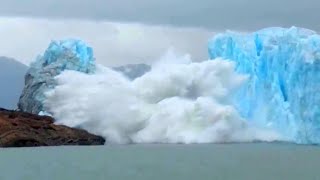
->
[0,61,149,109]
[113,64,151,80]
[0,57,28,109]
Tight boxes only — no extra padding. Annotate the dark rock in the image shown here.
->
[0,108,105,147]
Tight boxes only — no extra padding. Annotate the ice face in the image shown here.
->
[208,27,320,144]
[18,39,96,114]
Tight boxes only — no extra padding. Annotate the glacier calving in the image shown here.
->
[17,27,320,144]
[44,53,280,144]
[18,39,96,114]
[208,27,320,144]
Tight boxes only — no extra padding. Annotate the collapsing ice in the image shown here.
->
[18,40,96,114]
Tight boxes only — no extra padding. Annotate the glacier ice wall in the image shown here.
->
[208,27,320,144]
[18,39,96,114]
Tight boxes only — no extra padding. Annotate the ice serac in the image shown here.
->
[18,39,96,114]
[208,27,320,144]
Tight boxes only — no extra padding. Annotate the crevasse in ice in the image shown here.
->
[18,39,96,114]
[208,27,320,144]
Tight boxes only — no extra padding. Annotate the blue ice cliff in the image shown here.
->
[209,27,320,144]
[18,40,96,114]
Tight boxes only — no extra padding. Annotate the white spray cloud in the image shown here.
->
[44,51,281,144]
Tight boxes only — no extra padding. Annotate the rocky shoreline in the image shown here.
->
[0,108,105,147]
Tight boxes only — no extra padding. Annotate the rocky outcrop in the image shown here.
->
[0,108,105,147]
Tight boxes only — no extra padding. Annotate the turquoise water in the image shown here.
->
[0,143,319,180]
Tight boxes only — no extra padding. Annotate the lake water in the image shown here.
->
[0,143,319,180]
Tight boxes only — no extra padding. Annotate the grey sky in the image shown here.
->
[0,0,318,66]
[0,18,213,66]
[0,0,319,31]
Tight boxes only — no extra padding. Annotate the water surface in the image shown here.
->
[0,143,319,180]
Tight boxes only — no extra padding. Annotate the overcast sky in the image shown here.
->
[1,0,319,30]
[0,18,212,66]
[0,0,318,66]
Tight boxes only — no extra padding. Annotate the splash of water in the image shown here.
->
[44,51,281,144]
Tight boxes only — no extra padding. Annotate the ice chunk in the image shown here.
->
[208,27,320,144]
[18,39,96,114]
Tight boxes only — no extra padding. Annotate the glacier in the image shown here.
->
[18,39,96,114]
[208,27,320,144]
